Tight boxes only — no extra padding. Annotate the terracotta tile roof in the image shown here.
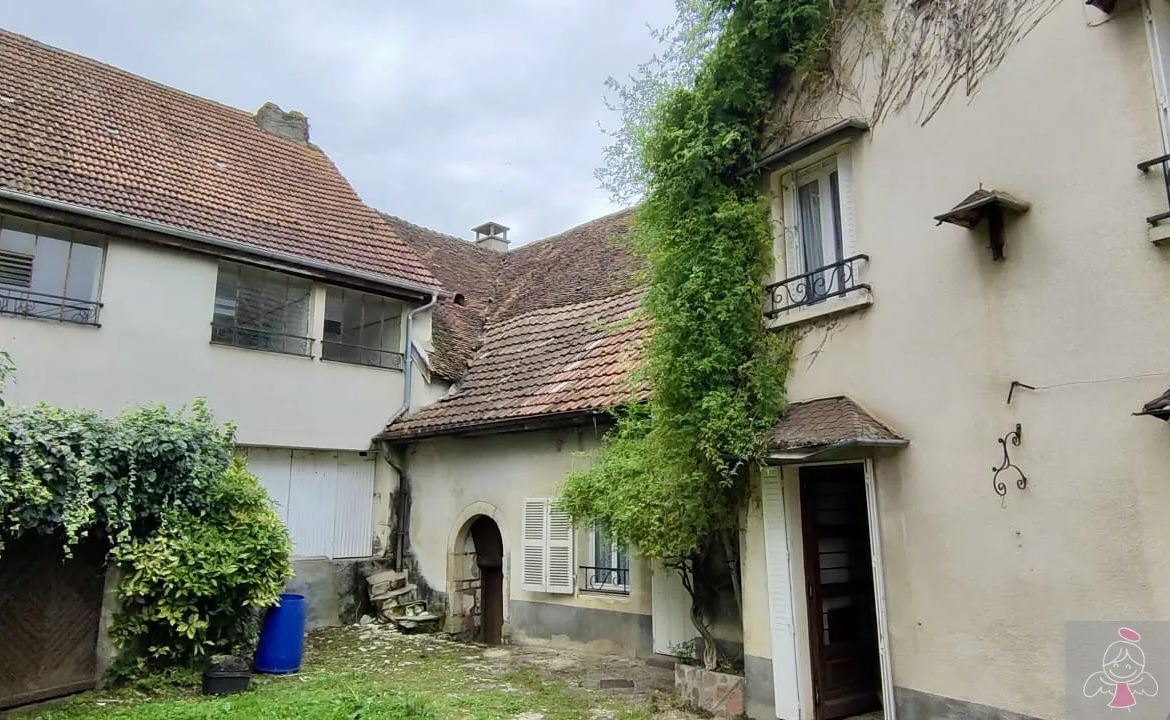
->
[382,289,647,439]
[380,215,503,379]
[388,208,640,382]
[1137,388,1170,421]
[767,396,906,451]
[0,28,438,290]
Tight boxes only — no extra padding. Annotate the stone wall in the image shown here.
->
[675,664,745,718]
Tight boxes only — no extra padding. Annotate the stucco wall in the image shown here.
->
[404,428,655,656]
[0,238,413,450]
[748,3,1170,719]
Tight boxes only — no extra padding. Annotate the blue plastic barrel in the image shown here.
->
[253,593,306,674]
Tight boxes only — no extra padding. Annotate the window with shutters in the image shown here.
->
[211,262,313,356]
[766,147,869,323]
[322,287,405,370]
[520,498,574,595]
[0,215,105,325]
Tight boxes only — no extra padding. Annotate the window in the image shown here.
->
[322,288,404,370]
[768,148,866,317]
[520,498,574,594]
[0,215,104,325]
[211,262,312,356]
[584,523,630,595]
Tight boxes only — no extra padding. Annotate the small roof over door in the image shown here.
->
[767,396,907,462]
[1136,388,1170,421]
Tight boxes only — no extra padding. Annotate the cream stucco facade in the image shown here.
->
[401,428,660,656]
[740,2,1170,719]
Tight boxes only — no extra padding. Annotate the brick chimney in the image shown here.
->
[254,102,310,143]
[472,221,510,252]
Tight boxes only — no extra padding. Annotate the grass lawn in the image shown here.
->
[20,626,672,720]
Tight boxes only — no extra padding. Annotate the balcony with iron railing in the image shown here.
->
[0,288,102,326]
[210,321,315,358]
[579,565,630,595]
[764,254,871,325]
[321,340,405,371]
[1139,153,1170,242]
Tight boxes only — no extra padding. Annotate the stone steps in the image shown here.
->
[362,567,441,634]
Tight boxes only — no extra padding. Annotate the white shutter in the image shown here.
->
[837,148,858,259]
[521,498,549,592]
[1147,0,1170,151]
[546,502,575,594]
[287,450,337,558]
[761,466,802,720]
[242,447,292,524]
[332,453,375,559]
[652,561,696,655]
[781,173,802,279]
[864,459,897,720]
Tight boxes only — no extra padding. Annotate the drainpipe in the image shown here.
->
[387,292,439,426]
[379,291,438,570]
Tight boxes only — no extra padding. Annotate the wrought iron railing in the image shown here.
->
[321,340,405,371]
[0,289,101,325]
[579,566,630,595]
[210,321,313,357]
[764,254,870,318]
[1138,153,1170,226]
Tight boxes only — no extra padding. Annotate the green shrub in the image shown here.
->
[0,399,292,671]
[111,458,292,666]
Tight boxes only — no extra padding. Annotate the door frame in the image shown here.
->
[763,458,896,720]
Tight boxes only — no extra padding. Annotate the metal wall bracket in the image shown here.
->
[992,423,1027,499]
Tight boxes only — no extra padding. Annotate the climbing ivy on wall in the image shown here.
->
[562,0,829,668]
[0,397,291,671]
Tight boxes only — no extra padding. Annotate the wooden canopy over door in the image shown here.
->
[800,464,882,720]
[0,534,107,710]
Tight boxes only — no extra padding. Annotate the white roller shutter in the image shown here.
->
[546,503,575,594]
[333,453,375,559]
[242,448,375,560]
[761,466,802,720]
[837,147,859,259]
[521,498,549,592]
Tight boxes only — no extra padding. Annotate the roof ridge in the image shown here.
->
[0,27,271,128]
[378,212,495,253]
[479,288,642,337]
[507,206,637,256]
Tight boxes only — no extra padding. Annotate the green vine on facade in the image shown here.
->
[0,396,292,672]
[563,0,829,668]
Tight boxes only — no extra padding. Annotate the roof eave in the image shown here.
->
[752,119,870,173]
[377,409,616,444]
[766,437,910,464]
[0,187,448,300]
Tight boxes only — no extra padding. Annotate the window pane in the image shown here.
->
[341,292,363,346]
[0,219,37,255]
[31,235,69,297]
[214,266,238,321]
[797,180,824,274]
[324,288,344,341]
[210,262,311,356]
[593,526,613,569]
[64,243,102,302]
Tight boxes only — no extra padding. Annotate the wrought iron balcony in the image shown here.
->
[321,340,405,371]
[210,321,313,357]
[765,254,870,318]
[579,565,630,595]
[1138,153,1170,226]
[0,289,101,326]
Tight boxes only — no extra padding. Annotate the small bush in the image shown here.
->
[111,458,292,667]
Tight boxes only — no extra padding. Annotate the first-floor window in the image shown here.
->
[211,262,312,356]
[791,156,845,302]
[0,214,104,325]
[587,523,630,594]
[321,288,404,369]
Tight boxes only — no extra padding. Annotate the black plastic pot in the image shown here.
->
[201,668,252,696]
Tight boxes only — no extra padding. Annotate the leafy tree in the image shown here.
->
[564,0,830,669]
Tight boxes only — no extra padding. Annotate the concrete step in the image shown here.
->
[366,569,409,596]
[371,583,417,603]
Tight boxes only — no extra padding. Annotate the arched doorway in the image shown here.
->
[469,516,504,646]
[448,508,506,646]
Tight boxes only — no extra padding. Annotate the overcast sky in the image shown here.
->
[6,0,675,244]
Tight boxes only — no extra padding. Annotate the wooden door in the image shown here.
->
[800,465,881,720]
[0,534,106,710]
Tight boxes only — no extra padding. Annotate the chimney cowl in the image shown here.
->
[472,221,510,252]
[255,102,310,143]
